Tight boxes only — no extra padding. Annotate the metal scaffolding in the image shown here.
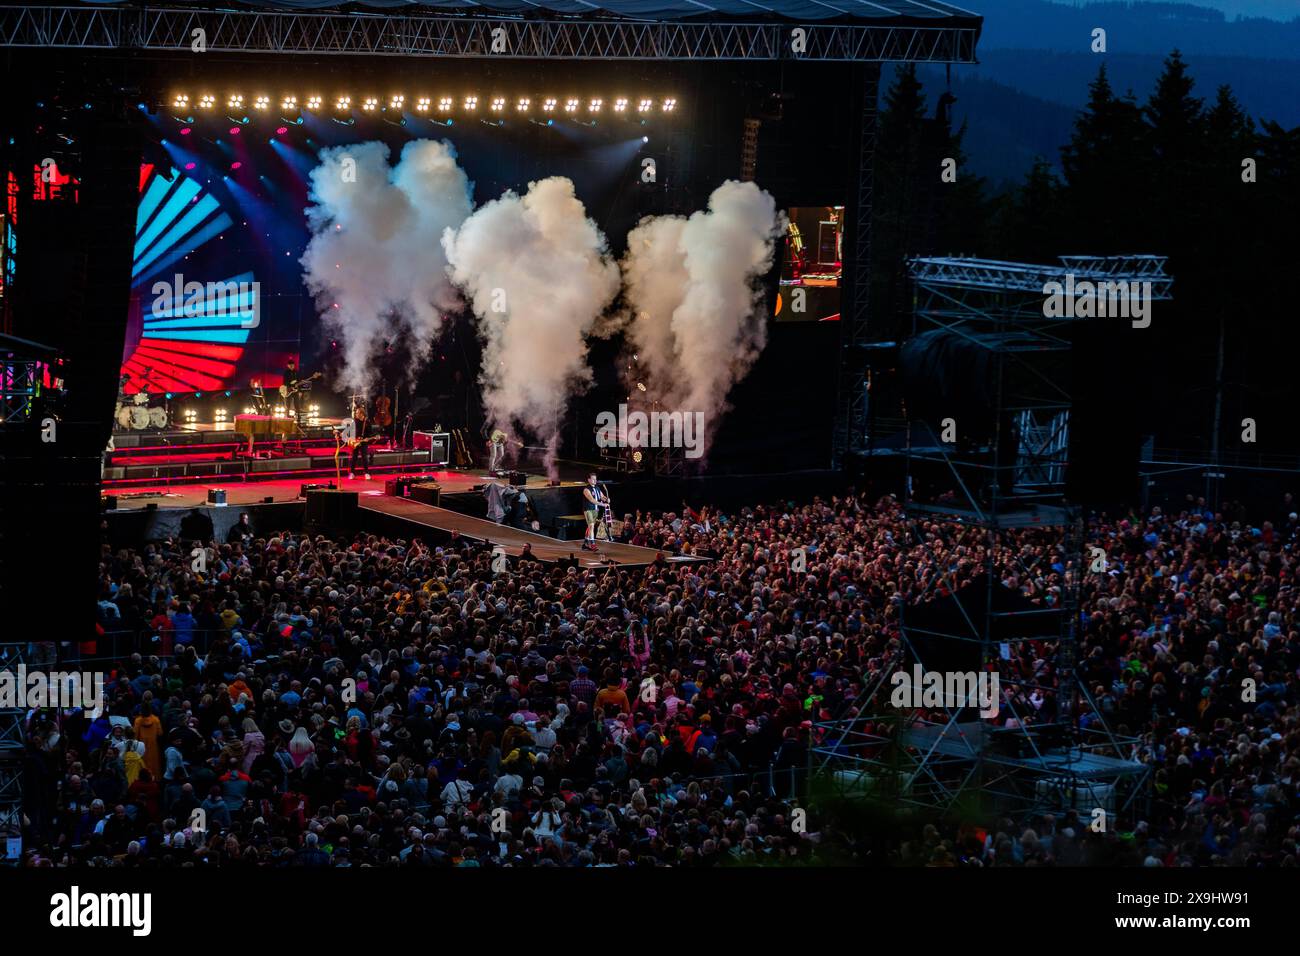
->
[831,63,880,468]
[0,642,24,864]
[0,5,981,62]
[814,255,1171,830]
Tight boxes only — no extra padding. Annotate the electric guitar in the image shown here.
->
[279,371,322,398]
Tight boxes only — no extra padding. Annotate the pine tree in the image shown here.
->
[870,64,931,342]
[990,158,1063,261]
[1060,65,1150,250]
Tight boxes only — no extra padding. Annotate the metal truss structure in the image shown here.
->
[0,5,981,62]
[0,353,43,426]
[907,254,1173,298]
[0,642,25,864]
[901,255,1172,500]
[814,255,1167,830]
[831,63,880,468]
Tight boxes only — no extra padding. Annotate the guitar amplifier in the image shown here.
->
[409,482,441,506]
[413,431,450,465]
[385,474,437,499]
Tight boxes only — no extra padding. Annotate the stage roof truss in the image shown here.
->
[0,5,981,62]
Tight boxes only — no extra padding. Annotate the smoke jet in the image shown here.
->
[619,180,784,459]
[301,139,473,392]
[442,176,620,472]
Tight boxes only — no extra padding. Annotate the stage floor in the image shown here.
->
[104,469,578,510]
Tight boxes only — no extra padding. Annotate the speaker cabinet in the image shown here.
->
[304,489,358,534]
[410,482,441,506]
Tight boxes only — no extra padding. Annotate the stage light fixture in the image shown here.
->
[184,162,196,170]
[565,98,579,113]
[227,94,244,109]
[516,97,531,112]
[307,95,322,110]
[614,98,628,113]
[199,94,216,109]
[588,98,603,113]
[180,127,192,136]
[490,97,505,112]
[282,95,298,111]
[335,95,352,111]
[662,98,677,112]
[642,135,649,143]
[638,98,653,113]
[542,98,556,112]
[276,126,288,135]
[464,95,478,110]
[362,96,378,112]
[416,96,431,112]
[229,126,241,135]
[254,95,270,111]
[390,94,405,109]
[438,96,453,112]
[173,93,190,108]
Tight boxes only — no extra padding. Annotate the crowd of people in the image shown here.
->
[14,488,1300,867]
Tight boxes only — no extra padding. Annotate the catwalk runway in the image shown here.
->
[361,495,706,569]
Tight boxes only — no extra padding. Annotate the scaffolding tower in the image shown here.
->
[0,641,24,863]
[814,255,1172,829]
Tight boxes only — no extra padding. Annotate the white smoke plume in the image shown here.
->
[620,180,785,455]
[442,176,620,471]
[301,139,473,392]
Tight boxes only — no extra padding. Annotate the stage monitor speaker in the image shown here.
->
[102,495,118,510]
[386,474,436,499]
[304,489,358,534]
[410,482,441,506]
[299,482,336,498]
[509,471,527,487]
[207,488,227,506]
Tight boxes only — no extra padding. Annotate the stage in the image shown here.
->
[99,465,694,569]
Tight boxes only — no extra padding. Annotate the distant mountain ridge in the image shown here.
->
[898,1,1299,186]
[977,0,1300,58]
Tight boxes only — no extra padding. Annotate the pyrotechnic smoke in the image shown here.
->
[619,180,785,456]
[442,176,620,471]
[301,139,473,391]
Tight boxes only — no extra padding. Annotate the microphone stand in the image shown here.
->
[597,482,614,542]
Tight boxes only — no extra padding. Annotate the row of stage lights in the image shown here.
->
[174,92,677,116]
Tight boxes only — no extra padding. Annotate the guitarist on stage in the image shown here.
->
[283,358,302,421]
[346,398,374,481]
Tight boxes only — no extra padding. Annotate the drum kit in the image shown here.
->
[114,371,171,431]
